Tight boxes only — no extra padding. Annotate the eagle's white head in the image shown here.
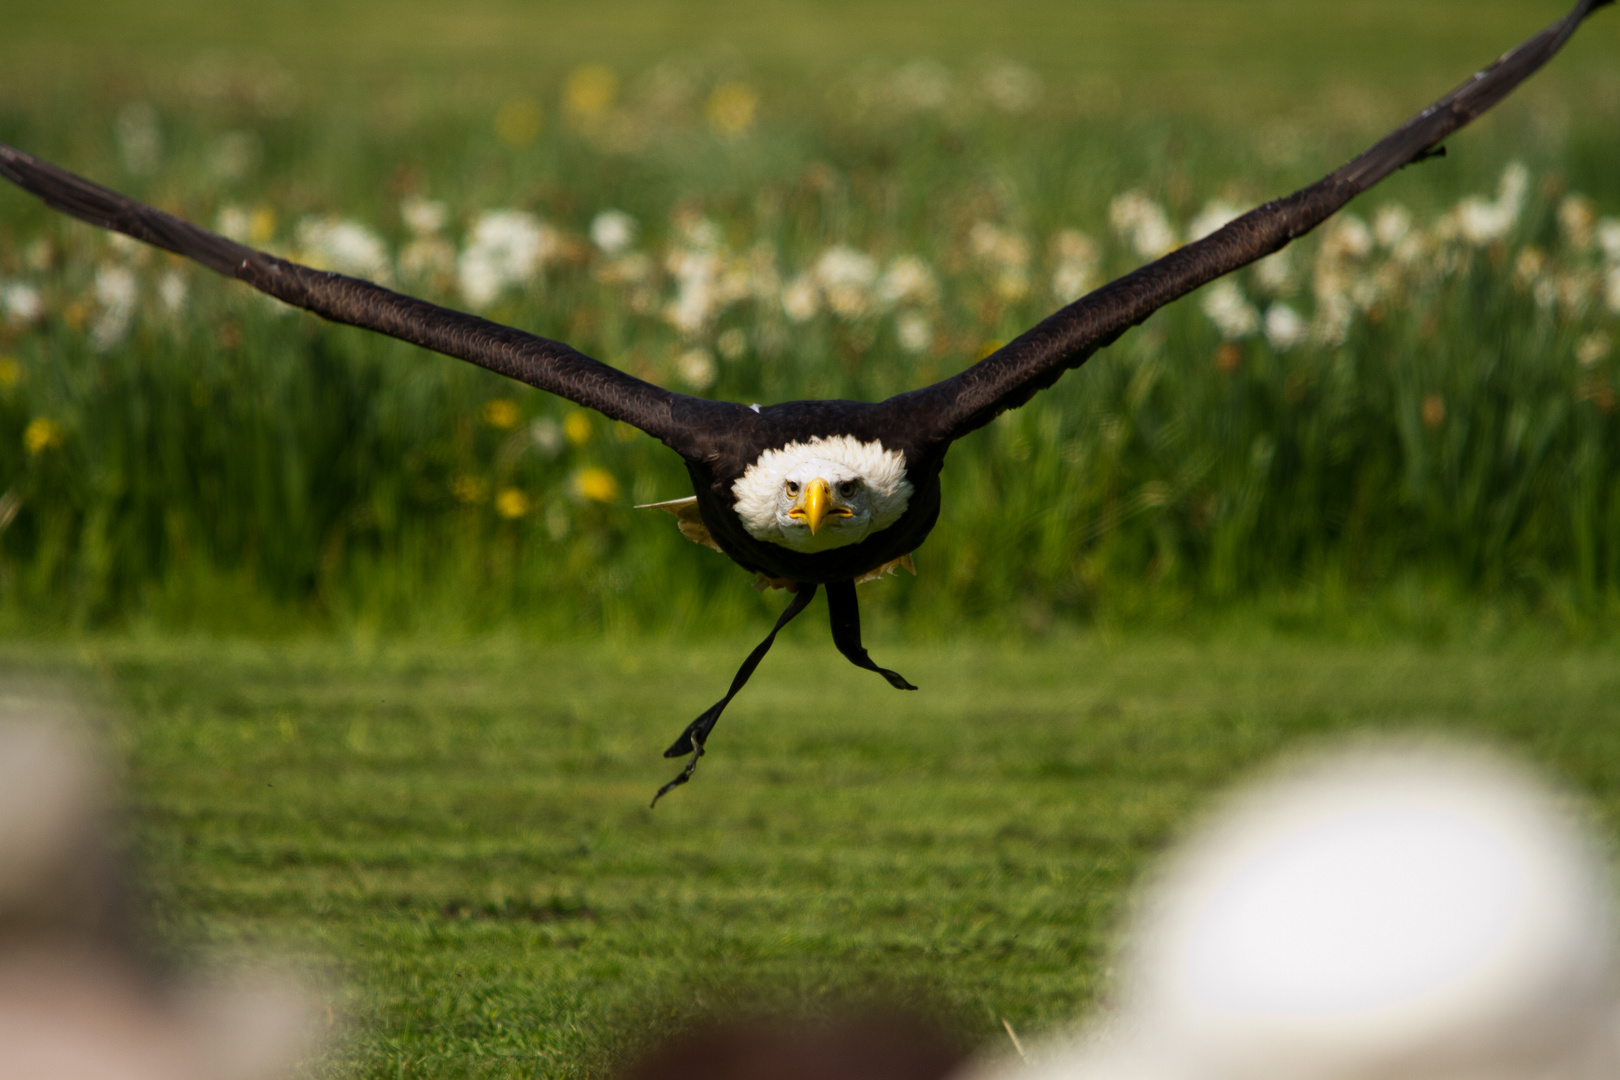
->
[731,435,912,553]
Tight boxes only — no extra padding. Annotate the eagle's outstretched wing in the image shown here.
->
[883,0,1614,451]
[0,143,744,462]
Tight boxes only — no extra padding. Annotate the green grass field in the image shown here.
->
[9,632,1620,1078]
[1,2,1619,1076]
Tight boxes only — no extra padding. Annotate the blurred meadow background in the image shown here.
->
[1,0,1619,1076]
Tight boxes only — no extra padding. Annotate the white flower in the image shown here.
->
[968,222,1024,267]
[216,205,252,242]
[1321,215,1373,260]
[401,197,448,236]
[530,418,565,458]
[1596,218,1620,265]
[296,217,392,280]
[896,310,932,353]
[968,222,1030,301]
[457,210,558,308]
[1050,266,1093,304]
[90,263,137,352]
[1264,303,1306,352]
[1454,198,1514,246]
[675,347,717,389]
[1109,191,1177,259]
[1187,201,1242,243]
[1448,162,1529,246]
[95,264,136,312]
[1392,230,1430,267]
[157,270,188,315]
[1515,246,1548,286]
[1558,195,1595,250]
[1373,204,1413,248]
[1576,332,1610,368]
[814,245,879,320]
[664,246,722,335]
[892,60,951,111]
[1498,161,1530,210]
[878,255,939,308]
[981,61,1041,113]
[676,216,721,250]
[1201,280,1259,340]
[1,282,43,325]
[781,274,820,322]
[457,257,503,311]
[665,277,716,336]
[1252,250,1295,296]
[1312,293,1356,347]
[1533,273,1559,311]
[1049,229,1100,303]
[1559,269,1600,316]
[589,210,638,256]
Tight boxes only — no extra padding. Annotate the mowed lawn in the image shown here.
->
[7,632,1620,1078]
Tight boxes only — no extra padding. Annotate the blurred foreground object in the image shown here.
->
[0,689,322,1080]
[616,1010,964,1080]
[978,744,1620,1080]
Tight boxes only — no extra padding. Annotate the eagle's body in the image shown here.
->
[0,0,1609,800]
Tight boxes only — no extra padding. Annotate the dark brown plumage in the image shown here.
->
[0,0,1609,800]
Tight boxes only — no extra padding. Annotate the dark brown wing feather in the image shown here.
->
[883,0,1614,450]
[0,143,743,461]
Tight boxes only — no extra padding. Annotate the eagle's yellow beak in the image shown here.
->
[802,477,830,534]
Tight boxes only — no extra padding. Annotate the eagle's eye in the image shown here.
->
[784,480,800,496]
[838,479,860,498]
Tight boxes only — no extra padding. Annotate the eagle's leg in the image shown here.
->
[824,579,918,691]
[651,582,820,806]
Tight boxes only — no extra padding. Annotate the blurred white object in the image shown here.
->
[976,745,1620,1080]
[0,710,116,945]
[0,693,322,1080]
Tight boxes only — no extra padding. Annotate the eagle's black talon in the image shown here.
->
[664,705,720,758]
[824,580,916,690]
[651,743,705,808]
[881,669,918,691]
[650,583,820,803]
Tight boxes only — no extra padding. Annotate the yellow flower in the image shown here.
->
[495,487,533,519]
[248,207,277,245]
[563,410,593,446]
[453,475,490,504]
[1422,393,1446,430]
[0,356,21,390]
[24,417,64,455]
[706,81,759,137]
[495,97,544,146]
[574,466,620,503]
[564,65,618,122]
[482,398,522,429]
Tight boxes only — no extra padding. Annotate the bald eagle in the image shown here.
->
[1,0,1609,801]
